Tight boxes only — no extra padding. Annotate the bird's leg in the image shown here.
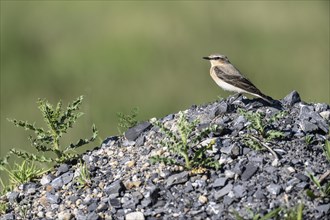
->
[229,93,242,103]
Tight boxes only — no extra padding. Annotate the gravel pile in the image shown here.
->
[1,91,329,220]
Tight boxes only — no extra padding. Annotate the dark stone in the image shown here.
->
[56,164,69,176]
[46,192,60,204]
[109,198,121,209]
[212,102,228,117]
[86,212,99,220]
[1,213,14,220]
[295,173,309,182]
[51,172,74,190]
[283,91,301,106]
[124,121,152,141]
[266,184,282,195]
[223,195,234,205]
[163,114,174,122]
[220,143,240,156]
[296,182,309,190]
[214,184,233,200]
[253,190,266,199]
[232,115,246,131]
[212,178,228,188]
[165,171,189,187]
[22,183,37,192]
[150,187,161,205]
[316,203,330,214]
[135,135,146,146]
[87,202,98,212]
[233,185,246,198]
[122,199,136,209]
[241,163,258,181]
[101,136,119,146]
[299,120,319,133]
[185,182,194,192]
[141,198,152,207]
[68,195,79,203]
[7,191,20,203]
[105,180,126,197]
[96,202,108,212]
[132,191,143,201]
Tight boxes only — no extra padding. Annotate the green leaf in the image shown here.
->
[260,207,281,220]
[10,149,53,163]
[306,189,317,199]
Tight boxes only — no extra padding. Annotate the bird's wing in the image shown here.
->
[213,66,264,96]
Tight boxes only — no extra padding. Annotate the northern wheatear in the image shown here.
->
[203,54,273,103]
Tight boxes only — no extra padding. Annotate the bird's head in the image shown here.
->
[203,54,230,66]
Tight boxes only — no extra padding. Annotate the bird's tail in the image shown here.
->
[258,93,275,104]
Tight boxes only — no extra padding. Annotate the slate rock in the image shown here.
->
[86,212,99,220]
[56,164,69,176]
[7,191,20,203]
[96,202,108,212]
[125,122,152,141]
[295,173,309,182]
[241,163,258,181]
[212,177,228,188]
[253,189,266,200]
[109,198,122,209]
[316,203,330,214]
[0,213,14,220]
[223,195,234,205]
[105,180,126,197]
[233,185,246,198]
[122,199,137,209]
[162,114,174,122]
[214,183,233,200]
[283,91,301,106]
[212,102,228,117]
[165,171,189,187]
[87,202,98,212]
[299,120,319,133]
[135,135,146,146]
[51,172,74,190]
[149,187,161,205]
[46,192,60,204]
[266,184,282,195]
[141,198,152,207]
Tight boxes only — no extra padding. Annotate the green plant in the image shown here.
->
[306,173,330,198]
[117,107,139,133]
[304,135,314,146]
[238,109,285,140]
[0,201,8,215]
[150,111,220,170]
[0,178,13,196]
[233,207,282,220]
[284,203,304,220]
[0,96,98,166]
[74,162,91,189]
[17,204,30,219]
[323,140,330,162]
[1,161,48,186]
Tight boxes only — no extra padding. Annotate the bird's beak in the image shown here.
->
[203,56,211,60]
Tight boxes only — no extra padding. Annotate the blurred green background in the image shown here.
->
[1,1,329,161]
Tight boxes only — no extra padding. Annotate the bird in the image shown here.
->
[203,54,274,104]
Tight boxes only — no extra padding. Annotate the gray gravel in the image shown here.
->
[1,91,329,220]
